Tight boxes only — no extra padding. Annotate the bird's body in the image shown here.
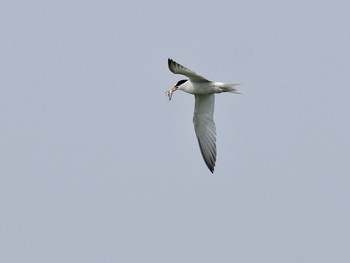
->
[177,80,238,95]
[166,58,240,173]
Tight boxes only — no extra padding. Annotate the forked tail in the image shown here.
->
[214,82,241,94]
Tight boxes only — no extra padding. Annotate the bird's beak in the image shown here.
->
[165,86,177,101]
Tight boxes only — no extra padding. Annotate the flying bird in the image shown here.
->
[166,58,240,173]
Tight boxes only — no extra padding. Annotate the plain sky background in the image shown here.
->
[1,1,350,262]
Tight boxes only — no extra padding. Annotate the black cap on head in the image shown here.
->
[175,79,188,87]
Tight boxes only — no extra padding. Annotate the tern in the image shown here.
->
[166,58,240,173]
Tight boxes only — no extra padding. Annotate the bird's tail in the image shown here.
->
[214,82,241,94]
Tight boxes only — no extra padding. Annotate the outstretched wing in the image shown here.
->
[193,94,217,173]
[168,58,209,82]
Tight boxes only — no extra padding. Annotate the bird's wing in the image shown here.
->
[193,94,217,173]
[168,58,209,82]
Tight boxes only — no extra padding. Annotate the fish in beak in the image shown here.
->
[165,86,177,101]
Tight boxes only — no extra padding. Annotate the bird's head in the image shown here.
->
[165,79,189,100]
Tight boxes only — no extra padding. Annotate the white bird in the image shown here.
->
[166,58,240,173]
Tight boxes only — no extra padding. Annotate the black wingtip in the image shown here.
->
[206,162,215,173]
[168,58,176,73]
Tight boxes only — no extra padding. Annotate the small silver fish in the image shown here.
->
[165,87,177,101]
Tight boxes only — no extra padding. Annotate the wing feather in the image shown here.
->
[168,58,209,82]
[193,94,217,173]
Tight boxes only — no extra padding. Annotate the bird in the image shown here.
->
[166,58,240,173]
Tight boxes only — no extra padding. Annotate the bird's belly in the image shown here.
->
[190,83,217,95]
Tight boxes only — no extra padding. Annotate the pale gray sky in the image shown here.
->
[1,1,350,262]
